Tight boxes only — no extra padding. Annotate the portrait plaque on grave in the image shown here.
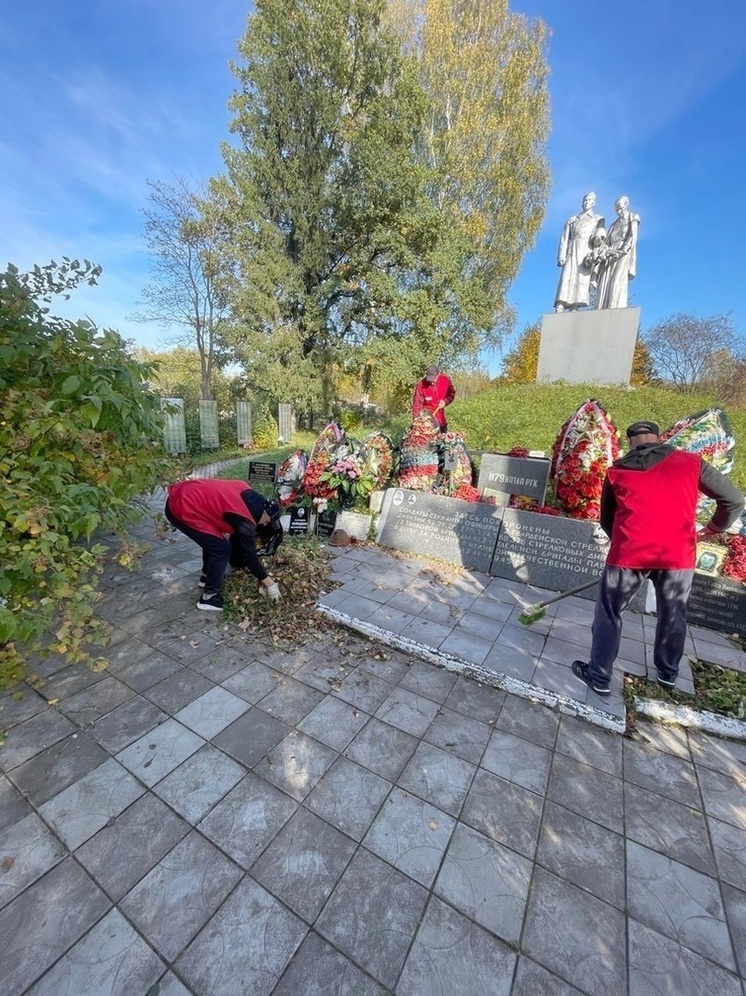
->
[490,508,608,594]
[477,453,551,505]
[248,461,277,487]
[377,489,504,573]
[288,505,310,535]
[316,509,336,538]
[687,573,746,638]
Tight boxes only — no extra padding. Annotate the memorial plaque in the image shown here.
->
[248,461,277,486]
[199,400,220,449]
[336,510,373,543]
[161,398,187,455]
[316,509,336,539]
[477,453,550,504]
[278,403,293,444]
[236,401,253,446]
[288,505,310,535]
[687,574,746,638]
[491,508,608,595]
[377,489,504,573]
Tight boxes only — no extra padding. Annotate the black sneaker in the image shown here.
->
[571,660,611,697]
[657,672,677,690]
[196,592,223,612]
[198,573,207,588]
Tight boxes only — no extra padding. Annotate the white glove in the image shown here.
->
[260,581,281,601]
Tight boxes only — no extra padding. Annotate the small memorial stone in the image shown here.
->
[477,453,550,504]
[316,509,336,539]
[288,505,310,535]
[248,461,277,487]
[687,574,746,638]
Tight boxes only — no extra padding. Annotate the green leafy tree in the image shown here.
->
[498,321,541,383]
[0,261,170,674]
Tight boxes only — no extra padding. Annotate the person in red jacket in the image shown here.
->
[411,365,456,432]
[165,479,283,611]
[572,421,744,696]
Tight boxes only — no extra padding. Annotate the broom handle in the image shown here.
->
[532,577,599,609]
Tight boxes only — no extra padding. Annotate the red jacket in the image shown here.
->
[412,373,456,427]
[167,479,256,539]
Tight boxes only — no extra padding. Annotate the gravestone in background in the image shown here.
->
[278,404,293,443]
[161,398,187,455]
[199,400,219,449]
[316,510,336,539]
[248,461,277,487]
[377,489,504,573]
[537,308,640,386]
[288,505,310,535]
[688,571,746,638]
[477,453,551,505]
[491,508,608,595]
[236,402,253,446]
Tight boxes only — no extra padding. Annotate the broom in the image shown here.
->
[518,577,599,626]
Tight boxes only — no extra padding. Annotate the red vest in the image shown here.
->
[167,479,255,538]
[606,450,701,569]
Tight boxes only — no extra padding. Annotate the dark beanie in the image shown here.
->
[243,489,268,521]
[626,420,659,439]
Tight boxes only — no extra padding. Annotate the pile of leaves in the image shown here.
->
[221,535,337,647]
[625,655,746,721]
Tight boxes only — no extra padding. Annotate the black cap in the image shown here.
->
[626,420,659,439]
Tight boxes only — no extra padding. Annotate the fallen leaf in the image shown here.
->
[1,856,15,871]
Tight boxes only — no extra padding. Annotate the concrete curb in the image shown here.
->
[633,697,746,742]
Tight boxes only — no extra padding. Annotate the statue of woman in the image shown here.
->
[595,196,640,309]
[554,192,605,312]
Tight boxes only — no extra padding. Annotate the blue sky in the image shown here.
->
[2,0,745,375]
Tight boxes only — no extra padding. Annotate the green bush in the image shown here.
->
[0,260,172,674]
[253,405,279,450]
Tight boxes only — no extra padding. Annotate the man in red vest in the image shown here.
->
[412,365,456,432]
[572,420,744,696]
[165,479,283,611]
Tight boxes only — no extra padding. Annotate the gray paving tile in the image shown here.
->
[333,669,396,713]
[272,931,387,995]
[512,956,584,995]
[397,894,516,996]
[537,800,625,908]
[255,730,337,801]
[699,767,746,831]
[306,756,391,840]
[374,686,441,737]
[0,687,48,728]
[627,916,743,996]
[690,730,746,780]
[455,609,509,642]
[39,757,145,850]
[548,752,624,833]
[0,773,32,831]
[0,708,76,771]
[434,821,531,943]
[439,628,497,666]
[10,732,109,805]
[0,812,66,911]
[722,882,746,978]
[153,744,246,823]
[482,644,538,682]
[495,622,547,657]
[627,839,735,970]
[175,875,307,994]
[398,615,454,649]
[444,675,506,725]
[143,668,215,713]
[555,712,623,776]
[539,634,589,667]
[198,772,297,868]
[116,651,183,691]
[97,634,155,672]
[365,602,418,634]
[174,686,250,739]
[624,780,715,876]
[121,830,242,961]
[398,741,476,817]
[363,786,455,889]
[461,768,543,859]
[251,806,357,921]
[157,630,221,665]
[209,706,290,768]
[41,663,106,701]
[88,695,168,753]
[293,655,353,693]
[221,660,283,702]
[424,706,492,765]
[623,738,702,810]
[57,675,135,726]
[522,866,627,996]
[316,847,427,990]
[0,858,110,994]
[149,973,192,996]
[357,647,411,684]
[481,728,552,794]
[297,695,368,751]
[26,908,165,996]
[398,659,458,703]
[75,794,190,901]
[709,815,746,892]
[636,720,692,760]
[116,718,204,787]
[255,675,325,727]
[343,717,418,780]
[188,644,249,682]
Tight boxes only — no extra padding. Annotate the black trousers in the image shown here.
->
[165,501,230,594]
[588,565,694,686]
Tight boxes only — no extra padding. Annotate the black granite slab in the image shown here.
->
[248,461,277,486]
[687,573,746,637]
[477,453,551,504]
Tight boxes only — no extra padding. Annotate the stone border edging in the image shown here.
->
[633,697,746,742]
[317,604,626,734]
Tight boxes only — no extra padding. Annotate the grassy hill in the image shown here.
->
[440,383,746,491]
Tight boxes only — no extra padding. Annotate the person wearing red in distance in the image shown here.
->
[411,364,456,433]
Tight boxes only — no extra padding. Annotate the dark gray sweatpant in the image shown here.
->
[587,566,694,687]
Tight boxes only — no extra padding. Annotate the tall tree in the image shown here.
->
[133,177,236,400]
[644,312,742,393]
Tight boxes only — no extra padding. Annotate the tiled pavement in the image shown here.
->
[1,516,745,994]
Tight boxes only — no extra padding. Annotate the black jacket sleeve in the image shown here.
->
[223,513,269,581]
[599,476,616,538]
[698,460,745,531]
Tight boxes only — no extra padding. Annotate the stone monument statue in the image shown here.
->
[592,196,640,310]
[553,192,605,312]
